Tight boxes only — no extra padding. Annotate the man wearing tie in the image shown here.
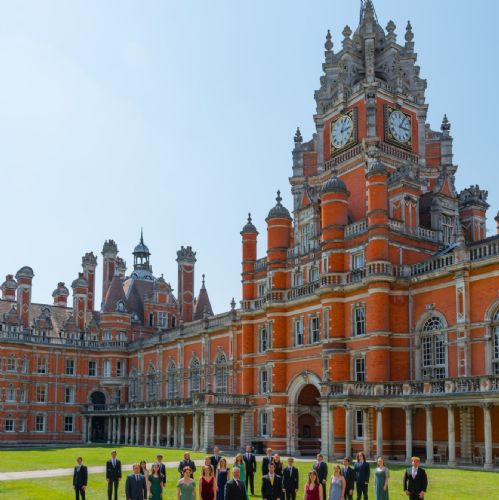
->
[73,456,88,500]
[313,454,328,500]
[354,452,370,500]
[178,452,197,478]
[243,444,257,495]
[210,446,222,471]
[125,463,147,500]
[403,456,428,500]
[282,457,299,500]
[106,450,122,500]
[261,462,283,500]
[156,454,166,486]
[262,447,274,476]
[342,457,355,500]
[224,465,247,500]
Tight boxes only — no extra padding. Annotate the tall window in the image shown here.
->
[158,311,167,328]
[294,272,303,287]
[441,214,454,244]
[258,282,266,298]
[300,223,314,254]
[7,355,16,372]
[19,386,27,403]
[354,357,365,382]
[35,415,46,432]
[492,310,499,375]
[355,410,364,439]
[421,316,446,379]
[310,316,320,343]
[167,361,178,399]
[113,388,121,403]
[18,418,26,432]
[309,267,319,282]
[147,366,156,401]
[64,386,75,404]
[6,385,16,402]
[116,360,124,377]
[36,357,47,374]
[21,356,28,373]
[88,360,97,377]
[103,360,111,378]
[352,251,365,270]
[259,326,270,353]
[189,357,200,396]
[5,417,14,432]
[36,385,47,403]
[215,353,228,393]
[353,306,366,336]
[260,410,271,437]
[260,367,271,394]
[323,308,330,338]
[64,416,74,432]
[294,318,304,346]
[65,359,75,375]
[129,370,138,401]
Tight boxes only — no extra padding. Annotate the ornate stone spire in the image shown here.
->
[324,29,333,51]
[294,127,303,144]
[441,114,451,132]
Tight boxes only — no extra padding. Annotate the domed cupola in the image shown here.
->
[266,190,292,221]
[241,213,258,234]
[131,229,154,280]
[321,175,348,194]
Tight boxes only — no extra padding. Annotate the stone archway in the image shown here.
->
[89,391,107,442]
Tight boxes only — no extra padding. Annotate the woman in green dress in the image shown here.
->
[177,466,196,500]
[233,454,248,499]
[374,456,390,500]
[148,462,163,500]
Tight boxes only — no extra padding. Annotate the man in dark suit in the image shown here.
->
[342,457,355,500]
[261,462,283,500]
[354,452,370,500]
[243,444,257,495]
[282,457,299,500]
[224,466,247,500]
[125,464,147,500]
[106,450,122,500]
[210,446,222,470]
[403,456,428,500]
[156,454,166,486]
[73,456,88,500]
[313,453,328,499]
[178,452,197,478]
[262,447,274,476]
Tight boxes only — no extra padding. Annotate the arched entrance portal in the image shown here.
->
[90,391,107,442]
[297,384,321,456]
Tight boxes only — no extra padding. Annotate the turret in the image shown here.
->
[1,275,17,302]
[82,252,97,311]
[458,185,489,243]
[240,213,258,302]
[176,246,196,323]
[52,282,69,307]
[101,240,118,301]
[71,273,88,331]
[193,274,214,320]
[15,266,34,328]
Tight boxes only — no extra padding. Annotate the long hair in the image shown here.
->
[308,470,319,485]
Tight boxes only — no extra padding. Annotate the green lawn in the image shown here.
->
[0,447,498,500]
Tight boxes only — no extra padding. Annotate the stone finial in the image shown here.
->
[386,20,396,34]
[441,114,451,132]
[294,127,303,143]
[276,190,282,205]
[324,29,333,51]
[201,274,206,288]
[230,297,236,310]
[342,25,352,39]
[405,21,414,42]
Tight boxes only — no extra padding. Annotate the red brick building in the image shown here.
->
[1,0,498,468]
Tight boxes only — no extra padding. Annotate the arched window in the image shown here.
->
[6,384,16,402]
[215,353,228,393]
[189,357,200,396]
[167,361,178,399]
[7,355,16,372]
[147,365,156,401]
[491,310,499,374]
[421,316,446,379]
[129,370,138,402]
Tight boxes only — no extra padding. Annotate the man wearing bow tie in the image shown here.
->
[106,450,122,500]
[261,462,283,500]
[403,457,428,500]
[243,444,257,495]
[341,457,355,500]
[282,457,299,500]
[125,463,147,500]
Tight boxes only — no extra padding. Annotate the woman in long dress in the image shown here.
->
[233,454,248,499]
[200,465,217,500]
[374,457,389,500]
[148,462,163,500]
[216,458,230,500]
[177,466,196,500]
[304,470,323,500]
[328,466,345,500]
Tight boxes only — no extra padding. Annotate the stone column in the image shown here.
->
[180,416,185,448]
[203,408,215,452]
[376,407,383,457]
[425,406,434,465]
[144,416,149,446]
[166,415,171,447]
[286,405,298,455]
[483,404,493,469]
[125,417,129,445]
[87,416,92,443]
[329,407,335,459]
[405,407,413,464]
[117,417,121,444]
[193,414,199,451]
[114,417,118,443]
[320,403,329,459]
[363,409,370,459]
[82,416,88,443]
[156,415,161,446]
[107,417,112,443]
[136,416,141,445]
[150,416,155,447]
[448,405,456,466]
[345,406,352,459]
[130,416,135,445]
[173,416,178,448]
[229,414,235,450]
[199,414,204,451]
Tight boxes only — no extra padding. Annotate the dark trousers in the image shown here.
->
[285,489,296,500]
[356,482,368,500]
[245,473,254,494]
[108,479,119,500]
[408,494,421,500]
[321,483,327,500]
[345,491,353,500]
[75,487,86,500]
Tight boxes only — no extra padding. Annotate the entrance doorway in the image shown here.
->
[297,384,321,456]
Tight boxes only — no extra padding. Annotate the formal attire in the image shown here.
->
[403,467,428,500]
[282,466,299,500]
[261,474,283,500]
[148,474,162,500]
[225,478,247,500]
[329,477,343,500]
[177,479,196,500]
[73,464,88,500]
[354,461,370,500]
[342,466,355,500]
[262,455,274,476]
[313,461,328,499]
[217,468,229,500]
[374,467,389,500]
[211,455,222,470]
[273,461,283,477]
[178,460,197,478]
[305,483,320,500]
[125,473,147,500]
[201,476,216,500]
[158,463,166,486]
[106,459,122,500]
[243,452,256,495]
[233,463,246,486]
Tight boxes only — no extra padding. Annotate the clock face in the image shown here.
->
[388,110,411,143]
[331,115,354,149]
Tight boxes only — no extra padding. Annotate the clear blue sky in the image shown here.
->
[0,0,497,313]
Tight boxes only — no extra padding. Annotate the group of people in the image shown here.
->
[72,447,428,500]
